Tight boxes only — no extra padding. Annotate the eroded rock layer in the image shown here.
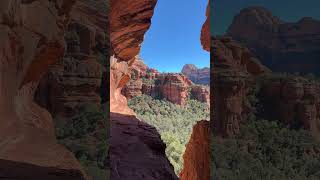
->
[258,76,320,139]
[180,121,210,180]
[0,0,86,178]
[182,64,210,85]
[109,0,157,114]
[212,36,269,137]
[35,0,107,119]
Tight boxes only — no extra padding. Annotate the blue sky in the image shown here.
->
[212,0,320,35]
[140,0,209,73]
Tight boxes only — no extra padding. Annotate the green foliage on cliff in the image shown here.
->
[212,119,320,180]
[212,72,320,180]
[55,104,108,180]
[128,95,209,175]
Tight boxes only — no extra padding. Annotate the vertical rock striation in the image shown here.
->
[35,0,107,119]
[0,0,87,178]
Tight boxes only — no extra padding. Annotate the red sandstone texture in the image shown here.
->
[180,121,211,180]
[0,0,87,179]
[201,1,210,52]
[157,73,193,105]
[109,0,157,114]
[121,60,210,105]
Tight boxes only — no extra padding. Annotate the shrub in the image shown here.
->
[128,95,209,174]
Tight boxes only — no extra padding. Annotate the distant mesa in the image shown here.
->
[181,64,210,85]
[227,6,320,74]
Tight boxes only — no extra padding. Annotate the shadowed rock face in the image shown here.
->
[258,76,320,140]
[35,0,107,119]
[213,70,251,137]
[110,113,179,180]
[228,6,320,74]
[180,121,210,180]
[0,0,87,178]
[213,36,270,75]
[212,36,267,137]
[0,159,85,180]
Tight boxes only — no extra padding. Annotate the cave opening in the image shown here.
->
[123,0,210,176]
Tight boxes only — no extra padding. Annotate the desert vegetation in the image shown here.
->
[54,104,108,180]
[128,95,209,174]
[212,73,320,180]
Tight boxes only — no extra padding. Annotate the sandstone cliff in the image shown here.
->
[121,59,210,105]
[110,0,157,114]
[182,64,210,85]
[35,0,108,119]
[257,75,320,140]
[0,0,87,179]
[212,36,269,137]
[180,121,210,180]
[109,0,179,179]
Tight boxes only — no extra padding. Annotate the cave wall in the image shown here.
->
[109,0,157,115]
[0,0,87,178]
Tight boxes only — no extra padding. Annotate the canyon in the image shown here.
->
[213,35,320,139]
[213,7,320,140]
[0,0,211,179]
[110,0,211,179]
[109,0,181,179]
[122,59,210,105]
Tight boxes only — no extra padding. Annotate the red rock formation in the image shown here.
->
[182,64,210,85]
[180,120,210,180]
[122,58,148,99]
[109,0,157,114]
[190,85,210,105]
[0,0,87,178]
[228,6,320,74]
[213,36,270,75]
[110,113,179,180]
[259,76,320,139]
[157,73,193,105]
[212,36,271,137]
[109,0,178,179]
[201,1,210,52]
